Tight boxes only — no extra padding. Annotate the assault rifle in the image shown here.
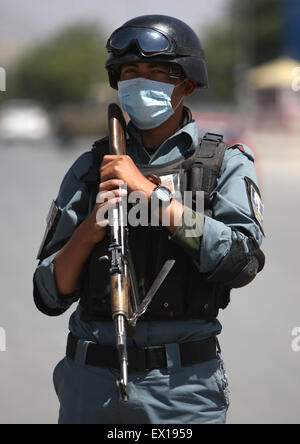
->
[108,103,132,403]
[107,103,176,403]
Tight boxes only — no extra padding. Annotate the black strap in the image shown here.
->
[81,137,110,210]
[188,134,227,213]
[66,333,217,373]
[199,132,224,158]
[82,137,109,188]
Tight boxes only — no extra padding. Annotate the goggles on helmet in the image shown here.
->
[106,26,178,57]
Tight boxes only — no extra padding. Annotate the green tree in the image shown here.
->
[232,0,282,66]
[202,0,283,102]
[202,22,235,102]
[8,23,108,108]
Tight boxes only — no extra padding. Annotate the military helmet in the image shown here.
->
[105,15,208,89]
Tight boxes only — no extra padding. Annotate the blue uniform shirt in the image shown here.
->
[34,119,263,348]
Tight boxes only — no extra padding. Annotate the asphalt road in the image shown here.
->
[0,132,299,424]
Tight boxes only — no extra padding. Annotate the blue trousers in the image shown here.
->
[53,353,229,424]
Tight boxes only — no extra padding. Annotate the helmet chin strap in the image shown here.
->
[172,79,186,112]
[173,95,185,113]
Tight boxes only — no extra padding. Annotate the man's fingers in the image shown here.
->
[99,179,126,192]
[96,197,121,226]
[96,188,127,204]
[95,219,109,231]
[101,155,126,165]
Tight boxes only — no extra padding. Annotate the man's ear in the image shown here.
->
[184,79,197,96]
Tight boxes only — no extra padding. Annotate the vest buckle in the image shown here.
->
[203,132,224,143]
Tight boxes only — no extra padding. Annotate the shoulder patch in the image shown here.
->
[229,143,255,162]
[245,177,265,236]
[36,201,62,260]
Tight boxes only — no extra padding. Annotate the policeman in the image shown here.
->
[33,15,265,424]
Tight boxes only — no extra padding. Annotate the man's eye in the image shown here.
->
[123,67,138,75]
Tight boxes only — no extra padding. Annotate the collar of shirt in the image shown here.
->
[126,119,199,166]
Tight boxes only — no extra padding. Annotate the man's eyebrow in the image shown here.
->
[122,63,138,67]
[121,63,169,69]
[147,63,169,69]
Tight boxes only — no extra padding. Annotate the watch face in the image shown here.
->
[155,186,172,202]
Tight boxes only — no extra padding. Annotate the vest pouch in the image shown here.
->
[185,264,229,320]
[142,253,188,321]
[80,237,112,322]
[130,226,187,321]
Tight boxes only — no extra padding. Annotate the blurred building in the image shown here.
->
[247,0,300,132]
[248,57,300,131]
[0,43,23,65]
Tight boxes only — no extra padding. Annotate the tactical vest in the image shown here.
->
[79,133,230,322]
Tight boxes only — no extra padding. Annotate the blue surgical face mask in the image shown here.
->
[117,77,185,130]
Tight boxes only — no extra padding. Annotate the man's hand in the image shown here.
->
[84,179,128,245]
[100,155,155,197]
[53,179,126,296]
[99,156,184,236]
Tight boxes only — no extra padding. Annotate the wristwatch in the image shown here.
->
[151,186,173,206]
